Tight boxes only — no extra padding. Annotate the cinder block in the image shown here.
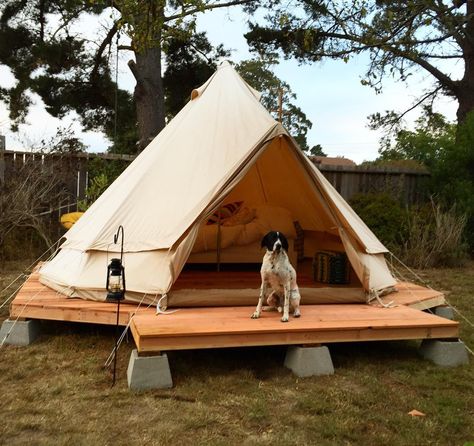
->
[284,345,334,377]
[434,306,455,320]
[127,349,173,390]
[419,339,469,367]
[0,319,40,346]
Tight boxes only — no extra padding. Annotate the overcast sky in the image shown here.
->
[0,6,459,164]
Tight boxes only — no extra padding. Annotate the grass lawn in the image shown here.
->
[0,260,473,445]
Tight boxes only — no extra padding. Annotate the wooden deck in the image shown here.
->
[130,305,458,352]
[9,269,457,353]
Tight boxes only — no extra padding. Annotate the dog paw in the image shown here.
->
[293,309,301,318]
[251,312,260,319]
[281,316,289,322]
[277,306,283,313]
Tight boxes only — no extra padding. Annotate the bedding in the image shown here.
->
[191,205,296,254]
[206,201,243,225]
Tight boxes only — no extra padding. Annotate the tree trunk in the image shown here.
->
[456,84,474,124]
[128,44,166,151]
[457,0,474,124]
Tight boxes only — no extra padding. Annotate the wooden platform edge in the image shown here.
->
[131,322,459,353]
[9,300,134,326]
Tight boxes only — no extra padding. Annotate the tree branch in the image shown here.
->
[51,6,90,40]
[294,28,460,93]
[395,86,443,123]
[91,21,119,81]
[127,59,140,82]
[165,0,253,22]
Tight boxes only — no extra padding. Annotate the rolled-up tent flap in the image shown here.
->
[339,227,396,293]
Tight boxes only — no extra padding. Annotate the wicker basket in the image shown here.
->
[313,251,350,285]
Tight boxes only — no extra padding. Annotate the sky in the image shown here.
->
[0,5,459,164]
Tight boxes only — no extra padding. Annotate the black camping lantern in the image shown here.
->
[106,225,125,386]
[106,257,125,301]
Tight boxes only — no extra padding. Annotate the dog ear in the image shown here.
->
[261,232,270,249]
[280,233,289,251]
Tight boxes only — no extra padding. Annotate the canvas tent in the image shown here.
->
[39,61,396,306]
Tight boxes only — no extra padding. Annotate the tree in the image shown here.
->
[370,108,474,253]
[0,0,254,152]
[308,144,326,156]
[245,1,474,125]
[370,106,457,169]
[236,57,313,150]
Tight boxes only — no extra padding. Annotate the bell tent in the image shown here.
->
[40,61,396,307]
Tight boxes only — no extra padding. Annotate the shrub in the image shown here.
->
[399,201,468,268]
[350,193,468,268]
[349,193,407,250]
[78,173,110,211]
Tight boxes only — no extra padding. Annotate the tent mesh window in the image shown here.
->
[313,251,350,285]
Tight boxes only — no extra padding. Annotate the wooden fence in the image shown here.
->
[316,164,430,204]
[0,148,430,210]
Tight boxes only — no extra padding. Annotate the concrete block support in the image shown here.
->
[0,319,40,346]
[434,306,455,320]
[284,345,334,377]
[127,349,173,390]
[419,339,469,367]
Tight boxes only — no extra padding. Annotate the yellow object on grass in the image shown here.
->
[60,212,84,229]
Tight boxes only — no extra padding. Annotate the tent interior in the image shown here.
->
[166,134,368,308]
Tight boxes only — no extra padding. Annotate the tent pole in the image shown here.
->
[216,210,221,272]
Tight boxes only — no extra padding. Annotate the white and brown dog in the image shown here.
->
[251,231,301,322]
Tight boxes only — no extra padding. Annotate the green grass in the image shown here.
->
[0,261,473,445]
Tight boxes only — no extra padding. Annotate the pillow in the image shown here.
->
[192,223,244,253]
[206,201,243,225]
[222,207,257,227]
[235,220,262,245]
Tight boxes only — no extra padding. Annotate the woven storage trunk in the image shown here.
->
[313,251,350,285]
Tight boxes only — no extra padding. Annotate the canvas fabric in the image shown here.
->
[39,62,396,304]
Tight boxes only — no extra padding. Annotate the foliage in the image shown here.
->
[359,158,427,171]
[369,107,457,170]
[400,201,468,269]
[308,143,326,156]
[350,193,468,268]
[36,125,86,154]
[370,108,474,254]
[245,1,473,122]
[78,157,128,210]
[236,56,313,150]
[78,173,108,212]
[0,0,137,151]
[349,193,407,250]
[0,1,259,152]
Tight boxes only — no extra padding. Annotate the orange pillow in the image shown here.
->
[207,201,243,225]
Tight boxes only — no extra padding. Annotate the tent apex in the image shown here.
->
[218,60,232,68]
